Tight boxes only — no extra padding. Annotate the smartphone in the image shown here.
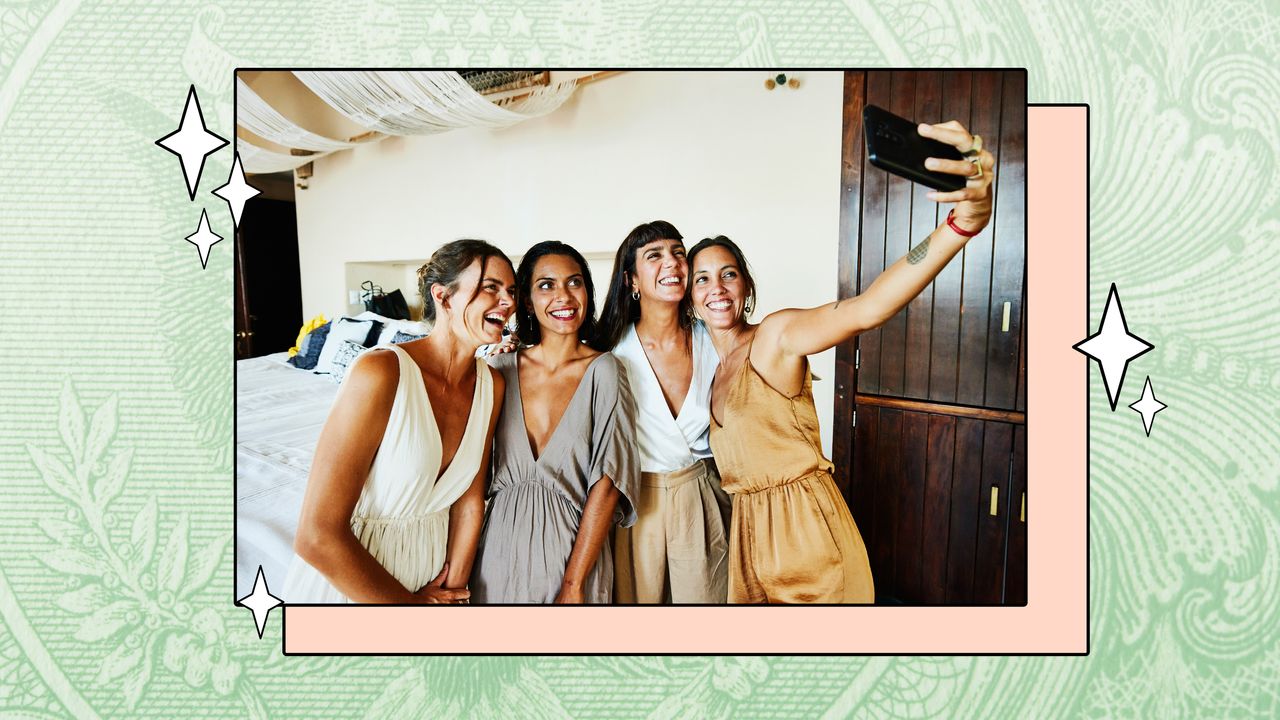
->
[863,104,966,192]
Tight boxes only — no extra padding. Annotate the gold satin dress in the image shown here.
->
[710,355,874,604]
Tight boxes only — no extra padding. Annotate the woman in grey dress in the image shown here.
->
[472,241,639,603]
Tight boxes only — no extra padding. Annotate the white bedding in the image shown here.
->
[235,352,339,597]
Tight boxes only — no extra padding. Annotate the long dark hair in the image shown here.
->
[514,241,597,346]
[687,235,758,319]
[416,239,514,324]
[593,220,691,350]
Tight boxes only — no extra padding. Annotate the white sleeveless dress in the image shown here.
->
[282,344,493,603]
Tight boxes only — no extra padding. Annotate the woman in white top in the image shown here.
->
[593,220,730,604]
[284,239,515,603]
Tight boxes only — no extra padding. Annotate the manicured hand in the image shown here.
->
[918,120,996,232]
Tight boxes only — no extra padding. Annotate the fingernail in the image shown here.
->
[918,123,930,132]
[924,158,937,169]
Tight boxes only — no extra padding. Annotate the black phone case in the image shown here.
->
[863,104,966,192]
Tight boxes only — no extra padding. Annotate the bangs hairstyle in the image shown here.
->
[593,219,691,351]
[688,235,758,317]
[515,241,598,346]
[416,239,514,324]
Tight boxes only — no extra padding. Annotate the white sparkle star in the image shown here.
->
[447,42,472,66]
[185,208,223,269]
[237,565,283,639]
[428,9,452,34]
[156,85,228,201]
[1073,283,1154,411]
[469,7,492,36]
[1128,376,1167,436]
[212,153,259,229]
[508,9,532,37]
[489,43,511,66]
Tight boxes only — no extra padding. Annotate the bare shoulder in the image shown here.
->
[342,348,401,395]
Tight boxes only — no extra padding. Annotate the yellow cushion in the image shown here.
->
[288,314,328,357]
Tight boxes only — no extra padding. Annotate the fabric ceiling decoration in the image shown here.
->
[236,78,375,153]
[237,141,321,174]
[292,70,578,136]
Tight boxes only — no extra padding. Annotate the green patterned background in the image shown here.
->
[2,1,1278,717]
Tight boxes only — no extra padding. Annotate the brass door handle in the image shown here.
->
[1020,492,1026,523]
[236,330,255,339]
[989,485,999,516]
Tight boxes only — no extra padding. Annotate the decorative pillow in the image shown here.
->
[287,321,331,370]
[314,318,376,374]
[329,340,369,384]
[288,314,328,357]
[377,319,431,346]
[391,330,427,344]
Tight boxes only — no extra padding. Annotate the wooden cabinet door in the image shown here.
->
[835,70,1027,605]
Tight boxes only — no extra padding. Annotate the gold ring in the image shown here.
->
[962,134,983,158]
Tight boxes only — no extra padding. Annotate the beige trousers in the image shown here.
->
[613,459,732,604]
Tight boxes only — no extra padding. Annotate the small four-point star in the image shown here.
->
[237,565,283,639]
[213,153,260,228]
[1129,376,1167,436]
[1073,283,1154,410]
[186,209,223,269]
[155,85,228,200]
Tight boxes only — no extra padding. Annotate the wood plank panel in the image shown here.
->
[921,414,956,603]
[856,71,892,394]
[873,408,903,601]
[851,404,879,562]
[928,71,972,403]
[903,70,942,399]
[973,422,1014,603]
[945,417,984,603]
[895,411,928,601]
[955,71,1004,406]
[833,71,866,496]
[1006,425,1028,605]
[984,70,1027,409]
[876,71,918,396]
[1016,282,1027,412]
[855,393,1024,424]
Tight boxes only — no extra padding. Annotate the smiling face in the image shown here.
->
[691,244,750,330]
[528,253,590,340]
[629,238,687,306]
[436,256,517,346]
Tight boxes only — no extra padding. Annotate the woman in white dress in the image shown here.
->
[284,239,516,604]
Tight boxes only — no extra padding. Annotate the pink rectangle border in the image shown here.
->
[282,105,1089,655]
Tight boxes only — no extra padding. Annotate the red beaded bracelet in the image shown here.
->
[946,209,981,237]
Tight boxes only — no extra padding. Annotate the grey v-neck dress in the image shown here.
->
[472,351,639,604]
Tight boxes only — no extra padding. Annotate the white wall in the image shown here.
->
[294,71,846,454]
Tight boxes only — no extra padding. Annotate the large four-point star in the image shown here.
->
[1129,376,1167,436]
[1073,283,1154,410]
[156,85,228,200]
[185,209,223,269]
[213,153,260,228]
[237,565,283,639]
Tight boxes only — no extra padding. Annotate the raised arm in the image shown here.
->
[442,366,505,594]
[769,120,996,360]
[555,476,621,604]
[292,350,434,603]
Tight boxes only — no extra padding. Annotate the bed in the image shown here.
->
[235,352,339,598]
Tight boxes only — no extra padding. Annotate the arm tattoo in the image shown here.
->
[907,235,931,265]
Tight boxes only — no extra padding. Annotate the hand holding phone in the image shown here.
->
[863,104,967,191]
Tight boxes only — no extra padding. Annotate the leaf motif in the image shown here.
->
[158,513,189,593]
[36,517,80,546]
[596,656,675,678]
[26,445,78,501]
[74,600,134,643]
[120,658,151,709]
[95,639,144,684]
[183,534,230,596]
[58,378,85,463]
[131,496,158,570]
[94,447,132,508]
[83,394,119,470]
[56,583,105,615]
[40,546,105,576]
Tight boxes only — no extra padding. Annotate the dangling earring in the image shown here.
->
[744,296,755,317]
[631,290,640,301]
